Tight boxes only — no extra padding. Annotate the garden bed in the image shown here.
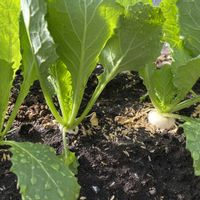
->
[1,72,200,200]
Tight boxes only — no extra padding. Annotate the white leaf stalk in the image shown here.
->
[148,109,175,130]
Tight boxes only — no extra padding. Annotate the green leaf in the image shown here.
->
[159,0,192,67]
[140,64,178,112]
[172,56,200,100]
[158,0,191,67]
[0,0,21,70]
[0,0,22,135]
[151,66,177,111]
[21,0,58,75]
[3,141,80,200]
[2,6,53,136]
[20,0,63,124]
[47,0,123,126]
[1,16,40,137]
[160,0,181,48]
[0,60,14,132]
[48,61,73,122]
[177,0,200,57]
[20,15,37,84]
[74,3,164,127]
[99,3,164,81]
[182,120,200,176]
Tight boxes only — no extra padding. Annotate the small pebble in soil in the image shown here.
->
[79,197,87,200]
[110,195,115,200]
[177,194,184,200]
[133,173,139,180]
[149,187,156,195]
[109,181,116,187]
[91,185,100,194]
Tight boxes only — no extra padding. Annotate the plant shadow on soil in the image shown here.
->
[1,71,200,200]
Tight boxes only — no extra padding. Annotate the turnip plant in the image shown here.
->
[139,0,200,175]
[0,1,80,199]
[30,0,164,165]
[3,0,200,198]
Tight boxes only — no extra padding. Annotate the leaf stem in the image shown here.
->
[171,95,200,113]
[61,126,69,158]
[36,69,64,125]
[1,80,30,139]
[71,79,107,128]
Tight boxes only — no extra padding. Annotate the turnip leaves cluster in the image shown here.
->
[139,0,200,176]
[0,0,165,199]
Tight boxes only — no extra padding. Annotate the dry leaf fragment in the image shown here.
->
[90,112,99,127]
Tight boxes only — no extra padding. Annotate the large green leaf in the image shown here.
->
[74,3,164,126]
[0,60,14,132]
[0,0,21,69]
[21,0,58,75]
[182,120,200,176]
[2,141,80,200]
[177,0,200,57]
[1,16,40,137]
[0,0,21,135]
[47,0,123,125]
[20,0,63,124]
[99,3,164,82]
[19,16,37,84]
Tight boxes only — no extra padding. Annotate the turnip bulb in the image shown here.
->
[148,109,175,130]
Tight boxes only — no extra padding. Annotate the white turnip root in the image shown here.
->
[148,109,175,130]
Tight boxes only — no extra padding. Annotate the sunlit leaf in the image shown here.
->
[0,0,21,70]
[99,3,164,82]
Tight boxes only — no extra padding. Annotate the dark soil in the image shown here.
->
[1,72,200,200]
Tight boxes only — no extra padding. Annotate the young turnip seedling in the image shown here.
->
[140,0,200,177]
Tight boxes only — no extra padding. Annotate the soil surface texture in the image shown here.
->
[1,71,200,200]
